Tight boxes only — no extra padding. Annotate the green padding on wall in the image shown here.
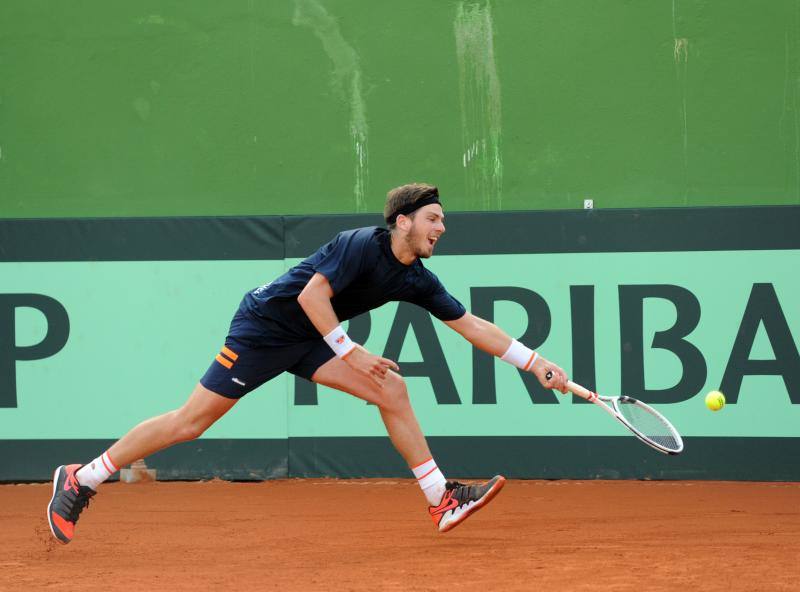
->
[1,437,797,482]
[1,206,799,262]
[146,438,288,481]
[0,439,288,482]
[282,206,800,257]
[0,217,285,262]
[289,436,800,481]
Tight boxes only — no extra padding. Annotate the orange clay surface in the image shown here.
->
[1,479,799,591]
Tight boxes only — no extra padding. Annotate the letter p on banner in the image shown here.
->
[0,294,70,408]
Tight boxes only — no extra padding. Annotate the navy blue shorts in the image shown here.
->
[200,304,335,399]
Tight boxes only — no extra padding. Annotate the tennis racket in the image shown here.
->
[546,371,684,455]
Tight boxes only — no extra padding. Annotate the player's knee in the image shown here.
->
[379,373,410,412]
[179,422,207,442]
[170,411,209,442]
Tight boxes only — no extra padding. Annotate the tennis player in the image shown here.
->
[47,183,568,543]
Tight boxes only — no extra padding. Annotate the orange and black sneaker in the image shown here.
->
[428,475,506,533]
[47,464,96,544]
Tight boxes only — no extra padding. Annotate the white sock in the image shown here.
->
[75,451,119,490]
[411,457,447,506]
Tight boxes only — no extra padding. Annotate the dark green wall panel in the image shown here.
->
[2,437,797,482]
[0,439,288,482]
[2,206,798,262]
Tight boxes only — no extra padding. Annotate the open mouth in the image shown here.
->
[427,237,438,247]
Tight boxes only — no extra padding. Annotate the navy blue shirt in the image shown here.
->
[243,226,466,343]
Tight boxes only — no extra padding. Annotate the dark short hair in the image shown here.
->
[384,183,439,230]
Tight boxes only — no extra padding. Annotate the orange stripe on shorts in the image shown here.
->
[221,346,239,361]
[215,354,233,369]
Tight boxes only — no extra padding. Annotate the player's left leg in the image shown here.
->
[312,359,430,465]
[309,356,505,532]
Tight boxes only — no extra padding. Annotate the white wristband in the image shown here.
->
[323,325,357,358]
[501,339,538,371]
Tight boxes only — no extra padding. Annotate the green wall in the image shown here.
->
[2,1,799,218]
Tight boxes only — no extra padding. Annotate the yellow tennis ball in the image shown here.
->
[705,390,725,411]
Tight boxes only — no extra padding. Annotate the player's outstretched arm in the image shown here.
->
[298,273,398,387]
[444,312,568,393]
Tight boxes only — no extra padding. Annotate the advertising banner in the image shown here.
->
[1,208,798,480]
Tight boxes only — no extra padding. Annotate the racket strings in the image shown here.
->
[617,400,680,451]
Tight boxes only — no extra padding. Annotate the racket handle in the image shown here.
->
[545,371,593,401]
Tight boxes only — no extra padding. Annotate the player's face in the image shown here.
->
[406,204,446,259]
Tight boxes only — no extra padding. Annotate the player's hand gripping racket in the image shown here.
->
[546,371,684,455]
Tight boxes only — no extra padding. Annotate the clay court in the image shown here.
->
[2,479,798,591]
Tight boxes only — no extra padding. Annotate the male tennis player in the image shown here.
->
[47,183,568,544]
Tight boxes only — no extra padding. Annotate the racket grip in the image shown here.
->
[545,371,591,400]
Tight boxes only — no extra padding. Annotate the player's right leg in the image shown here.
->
[47,383,237,544]
[104,383,238,471]
[47,295,322,545]
[47,300,292,544]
